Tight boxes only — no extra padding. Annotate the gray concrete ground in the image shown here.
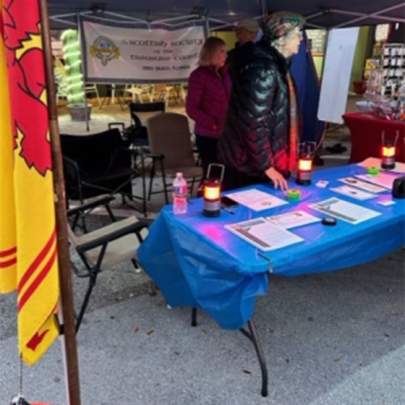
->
[2,99,404,404]
[1,248,404,404]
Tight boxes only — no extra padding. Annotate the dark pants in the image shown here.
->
[195,134,218,180]
[222,165,267,191]
[222,165,291,191]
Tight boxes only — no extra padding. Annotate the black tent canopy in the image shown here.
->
[48,1,405,29]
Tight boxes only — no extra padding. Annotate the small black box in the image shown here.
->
[392,176,405,199]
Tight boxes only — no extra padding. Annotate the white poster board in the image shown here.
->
[318,27,359,124]
[81,19,205,82]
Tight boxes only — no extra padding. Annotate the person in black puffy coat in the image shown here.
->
[218,12,305,191]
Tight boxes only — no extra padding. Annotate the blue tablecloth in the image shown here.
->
[138,164,405,330]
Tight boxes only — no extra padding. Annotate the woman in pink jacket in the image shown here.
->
[186,37,232,179]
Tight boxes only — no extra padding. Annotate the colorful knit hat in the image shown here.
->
[262,11,305,41]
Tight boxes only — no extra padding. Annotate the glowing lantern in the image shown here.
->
[202,164,225,217]
[296,156,313,185]
[203,180,221,217]
[381,131,398,170]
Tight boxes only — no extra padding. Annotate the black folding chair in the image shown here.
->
[67,195,153,332]
[127,101,166,147]
[61,129,148,216]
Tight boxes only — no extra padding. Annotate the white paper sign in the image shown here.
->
[310,197,381,225]
[339,177,387,193]
[318,27,359,124]
[331,185,375,200]
[266,211,321,229]
[225,218,303,251]
[355,173,400,189]
[82,19,205,82]
[226,189,287,211]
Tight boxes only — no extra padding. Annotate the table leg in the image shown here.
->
[240,320,268,397]
[191,307,198,327]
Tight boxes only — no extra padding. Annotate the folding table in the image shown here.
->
[138,163,405,396]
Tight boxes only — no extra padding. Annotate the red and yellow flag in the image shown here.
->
[0,0,59,365]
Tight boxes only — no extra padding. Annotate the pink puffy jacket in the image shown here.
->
[186,65,232,138]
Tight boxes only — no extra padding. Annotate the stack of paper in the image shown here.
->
[339,177,386,193]
[331,185,375,200]
[266,210,320,229]
[225,188,287,211]
[355,173,400,189]
[225,218,303,251]
[310,197,381,224]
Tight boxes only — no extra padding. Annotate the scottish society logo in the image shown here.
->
[90,36,120,66]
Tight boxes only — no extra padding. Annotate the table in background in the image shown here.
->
[138,164,405,396]
[343,112,405,163]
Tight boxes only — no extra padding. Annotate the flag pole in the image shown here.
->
[39,1,81,404]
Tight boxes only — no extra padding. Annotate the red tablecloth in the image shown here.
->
[343,112,405,163]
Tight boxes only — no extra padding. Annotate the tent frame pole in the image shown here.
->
[76,13,90,133]
[39,1,81,404]
[332,3,405,27]
[260,0,268,18]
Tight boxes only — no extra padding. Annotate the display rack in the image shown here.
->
[381,43,404,98]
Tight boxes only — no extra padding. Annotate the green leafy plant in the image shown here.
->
[61,29,85,106]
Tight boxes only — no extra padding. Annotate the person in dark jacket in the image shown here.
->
[227,19,260,81]
[186,37,232,179]
[218,12,305,191]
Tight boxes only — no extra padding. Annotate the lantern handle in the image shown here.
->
[206,163,225,183]
[299,141,316,156]
[381,130,399,146]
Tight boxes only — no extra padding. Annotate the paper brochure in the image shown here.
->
[331,185,375,200]
[310,197,381,224]
[266,211,321,229]
[339,177,386,193]
[225,218,303,251]
[355,173,400,189]
[226,189,287,211]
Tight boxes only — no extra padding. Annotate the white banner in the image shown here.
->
[81,20,205,82]
[318,27,359,124]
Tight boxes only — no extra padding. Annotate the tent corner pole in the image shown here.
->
[39,1,82,404]
[76,13,90,132]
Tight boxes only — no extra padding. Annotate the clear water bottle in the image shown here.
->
[172,172,188,215]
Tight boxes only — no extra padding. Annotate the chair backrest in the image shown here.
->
[128,101,166,145]
[129,101,165,125]
[146,112,196,169]
[61,129,129,175]
[61,129,132,200]
[129,101,165,113]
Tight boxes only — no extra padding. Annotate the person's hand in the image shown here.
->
[265,167,288,191]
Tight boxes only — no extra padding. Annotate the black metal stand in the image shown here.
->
[190,308,268,397]
[240,321,268,397]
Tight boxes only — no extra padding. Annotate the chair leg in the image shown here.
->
[140,151,147,216]
[80,214,88,233]
[148,161,156,201]
[75,270,98,332]
[75,244,107,332]
[159,159,169,204]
